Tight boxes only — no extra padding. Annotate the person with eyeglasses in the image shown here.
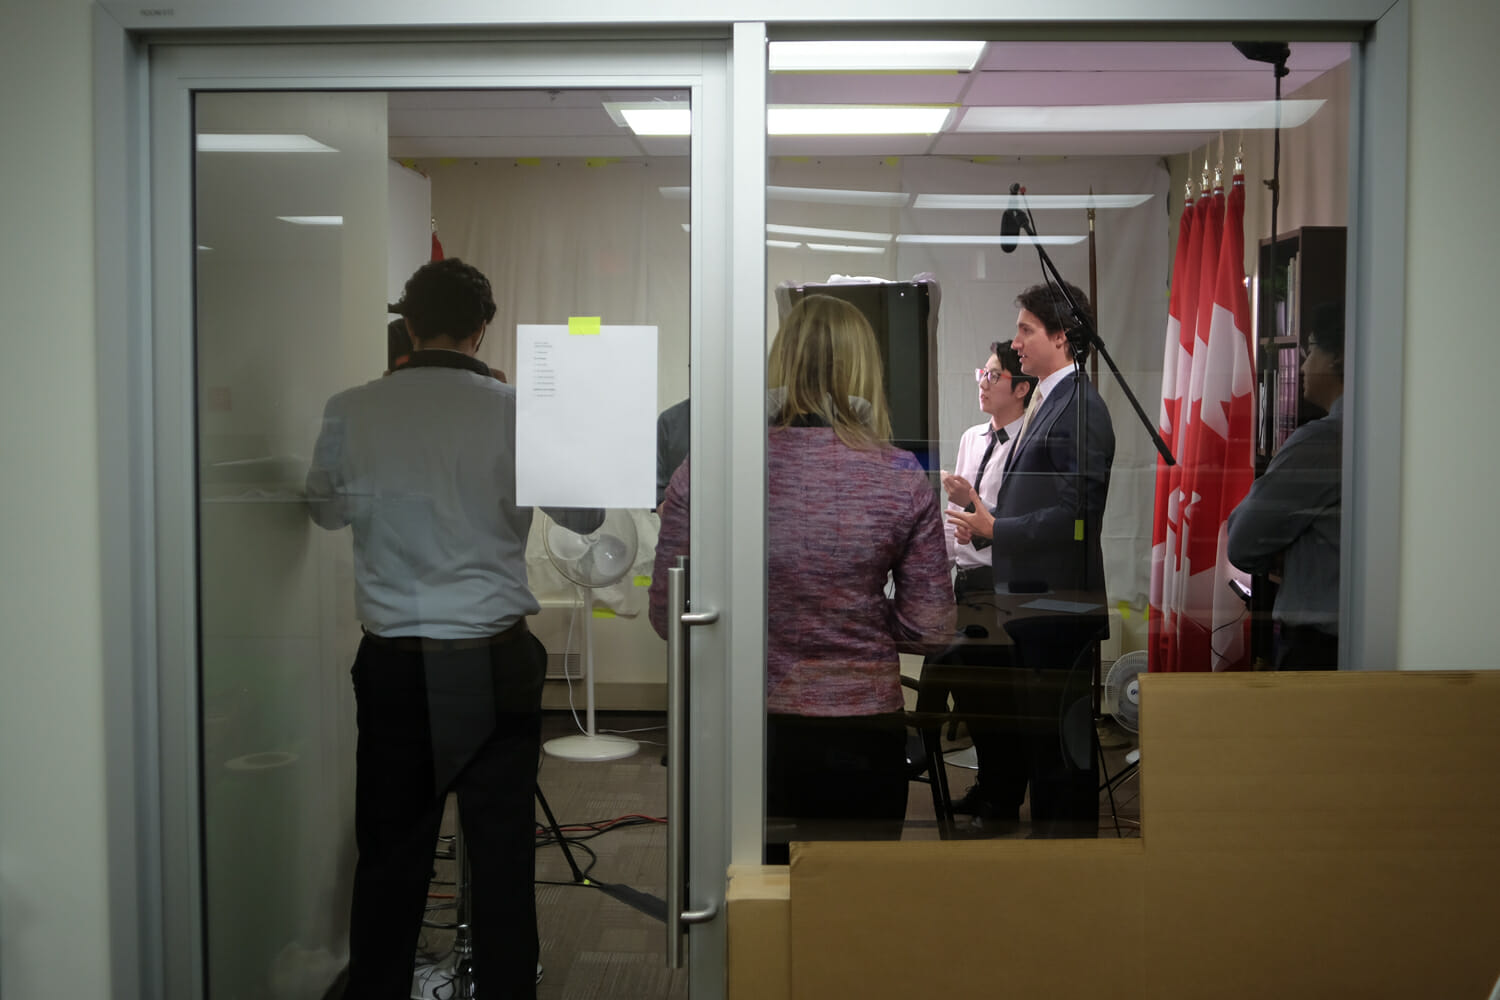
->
[1228,302,1344,669]
[921,342,1038,827]
[941,343,1037,602]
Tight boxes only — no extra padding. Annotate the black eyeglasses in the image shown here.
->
[975,368,1009,385]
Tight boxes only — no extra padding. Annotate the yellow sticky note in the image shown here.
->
[568,317,601,336]
[585,157,617,168]
[515,157,541,167]
[592,606,616,619]
[1074,519,1085,541]
[1118,600,1132,620]
[633,575,652,587]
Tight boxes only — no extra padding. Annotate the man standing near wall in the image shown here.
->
[950,281,1115,837]
[306,258,603,998]
[1227,303,1344,669]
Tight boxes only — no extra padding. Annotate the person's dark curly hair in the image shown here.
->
[389,258,497,343]
[1015,280,1095,364]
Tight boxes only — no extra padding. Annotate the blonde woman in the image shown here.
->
[650,295,953,859]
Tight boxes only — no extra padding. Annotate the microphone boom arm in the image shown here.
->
[1013,208,1177,466]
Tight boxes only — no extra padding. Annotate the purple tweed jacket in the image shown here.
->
[649,426,954,716]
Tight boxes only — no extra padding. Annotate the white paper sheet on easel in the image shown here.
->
[515,321,657,509]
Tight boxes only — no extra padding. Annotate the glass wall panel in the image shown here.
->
[756,37,1353,851]
[195,86,690,1000]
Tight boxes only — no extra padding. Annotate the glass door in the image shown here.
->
[150,39,736,1000]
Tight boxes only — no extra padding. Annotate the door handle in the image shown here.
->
[666,560,719,968]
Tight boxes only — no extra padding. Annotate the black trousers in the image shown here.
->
[919,567,1028,815]
[1004,617,1102,838]
[1276,624,1339,670]
[345,629,547,1000]
[764,712,908,863]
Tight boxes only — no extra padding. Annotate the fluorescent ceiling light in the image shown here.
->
[806,243,888,255]
[604,102,691,136]
[769,105,952,136]
[958,99,1325,133]
[769,40,985,73]
[617,102,950,137]
[197,133,337,153]
[767,239,803,249]
[277,215,344,226]
[768,185,911,208]
[895,234,1087,246]
[662,185,910,208]
[767,223,892,243]
[912,193,1154,210]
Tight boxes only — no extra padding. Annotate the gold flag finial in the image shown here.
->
[1214,160,1223,189]
[1234,144,1244,175]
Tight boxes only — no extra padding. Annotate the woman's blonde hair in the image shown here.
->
[767,294,892,449]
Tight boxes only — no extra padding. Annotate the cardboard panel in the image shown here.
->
[727,866,792,1000]
[1140,672,1500,852]
[732,674,1500,1000]
[789,840,1146,1000]
[1146,848,1499,999]
[1140,671,1500,997]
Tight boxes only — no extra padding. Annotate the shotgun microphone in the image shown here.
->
[1000,182,1027,253]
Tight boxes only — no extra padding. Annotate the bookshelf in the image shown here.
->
[1255,226,1346,467]
[1250,226,1345,666]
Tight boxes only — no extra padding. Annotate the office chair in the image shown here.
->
[901,674,959,839]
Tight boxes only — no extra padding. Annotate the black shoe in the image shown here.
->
[950,784,1019,821]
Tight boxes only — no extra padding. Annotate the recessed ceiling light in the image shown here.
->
[277,216,344,226]
[769,41,985,73]
[767,223,892,242]
[616,102,951,137]
[895,234,1087,246]
[769,106,953,136]
[768,185,911,208]
[197,133,338,153]
[604,101,691,136]
[805,243,888,255]
[913,193,1154,210]
[661,185,910,208]
[958,99,1325,133]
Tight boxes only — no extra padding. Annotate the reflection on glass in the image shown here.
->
[197,86,693,1000]
[650,296,955,861]
[762,36,1353,843]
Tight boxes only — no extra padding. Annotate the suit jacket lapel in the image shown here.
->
[1001,371,1071,477]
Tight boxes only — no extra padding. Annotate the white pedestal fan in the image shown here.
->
[541,509,640,762]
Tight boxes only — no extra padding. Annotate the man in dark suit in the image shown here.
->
[949,280,1115,836]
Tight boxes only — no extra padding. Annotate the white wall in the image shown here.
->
[2,1,1496,995]
[1398,0,1500,667]
[0,1,112,998]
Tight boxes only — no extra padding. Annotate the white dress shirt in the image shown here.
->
[306,354,603,638]
[945,415,1023,569]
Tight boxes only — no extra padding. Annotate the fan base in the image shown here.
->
[542,733,640,762]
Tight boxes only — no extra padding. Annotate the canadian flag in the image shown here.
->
[1148,190,1196,672]
[1151,171,1256,672]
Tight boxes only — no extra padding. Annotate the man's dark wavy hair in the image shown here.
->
[1015,280,1095,364]
[389,258,497,343]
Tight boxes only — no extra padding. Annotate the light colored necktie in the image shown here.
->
[1017,387,1045,445]
[1002,387,1044,476]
